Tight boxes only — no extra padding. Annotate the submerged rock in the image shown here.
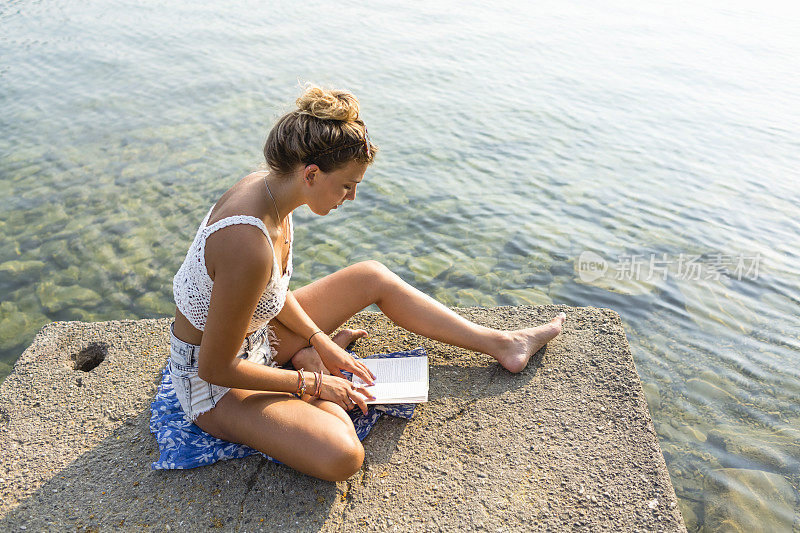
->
[35,281,101,314]
[643,381,661,413]
[499,288,553,306]
[686,378,736,402]
[453,288,496,307]
[703,468,798,533]
[407,254,452,280]
[0,259,46,280]
[678,499,699,532]
[707,424,800,474]
[676,424,707,443]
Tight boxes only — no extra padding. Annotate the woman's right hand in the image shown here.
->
[314,373,375,415]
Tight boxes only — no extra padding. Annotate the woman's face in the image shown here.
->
[306,159,368,216]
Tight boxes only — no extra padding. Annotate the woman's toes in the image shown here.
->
[350,328,369,341]
[549,313,565,334]
[333,328,369,349]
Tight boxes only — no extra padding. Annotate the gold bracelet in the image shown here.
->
[308,329,324,343]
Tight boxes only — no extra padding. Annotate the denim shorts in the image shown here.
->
[168,321,280,422]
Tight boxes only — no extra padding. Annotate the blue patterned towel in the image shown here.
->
[149,348,425,470]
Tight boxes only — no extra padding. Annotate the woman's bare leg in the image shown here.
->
[194,389,364,482]
[272,261,565,373]
[193,260,564,481]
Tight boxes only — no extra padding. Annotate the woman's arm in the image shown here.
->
[196,226,296,391]
[195,226,374,412]
[277,290,375,385]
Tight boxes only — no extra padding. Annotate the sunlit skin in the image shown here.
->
[171,160,565,481]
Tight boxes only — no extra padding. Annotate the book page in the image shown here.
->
[353,357,427,385]
[353,356,428,404]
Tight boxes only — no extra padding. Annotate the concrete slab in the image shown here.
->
[0,306,685,531]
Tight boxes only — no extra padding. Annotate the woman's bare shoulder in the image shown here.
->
[204,223,273,283]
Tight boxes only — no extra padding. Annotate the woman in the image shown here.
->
[169,85,566,482]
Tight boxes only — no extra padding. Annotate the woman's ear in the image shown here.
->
[303,164,319,185]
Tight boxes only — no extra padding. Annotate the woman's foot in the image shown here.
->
[290,328,369,373]
[493,313,566,373]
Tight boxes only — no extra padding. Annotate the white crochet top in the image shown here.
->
[173,203,293,332]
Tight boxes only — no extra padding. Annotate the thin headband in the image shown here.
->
[309,126,371,160]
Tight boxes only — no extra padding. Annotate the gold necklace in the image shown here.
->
[263,175,289,244]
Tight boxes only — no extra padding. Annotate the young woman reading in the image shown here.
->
[167,85,566,481]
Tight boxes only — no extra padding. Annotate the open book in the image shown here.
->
[352,356,428,404]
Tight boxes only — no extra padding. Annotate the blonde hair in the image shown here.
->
[263,84,378,175]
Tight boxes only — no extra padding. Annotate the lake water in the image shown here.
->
[1,0,799,528]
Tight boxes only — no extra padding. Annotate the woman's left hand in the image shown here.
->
[312,334,376,385]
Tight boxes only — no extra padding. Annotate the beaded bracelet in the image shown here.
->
[313,371,322,398]
[296,368,307,396]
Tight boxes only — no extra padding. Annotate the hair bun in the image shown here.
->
[295,84,360,122]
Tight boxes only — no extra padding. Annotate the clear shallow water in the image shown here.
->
[1,0,799,528]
